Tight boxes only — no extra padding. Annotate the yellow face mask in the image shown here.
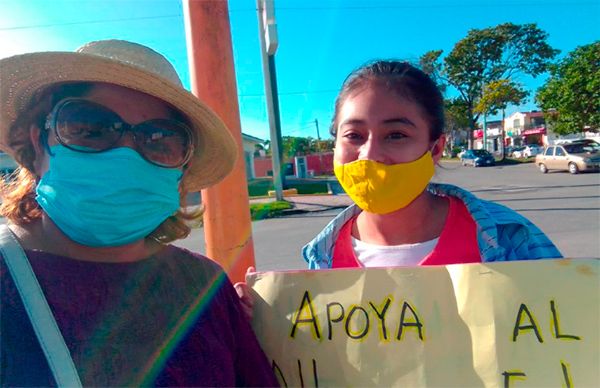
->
[333,151,435,214]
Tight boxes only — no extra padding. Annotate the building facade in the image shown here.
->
[241,133,265,179]
[504,111,547,147]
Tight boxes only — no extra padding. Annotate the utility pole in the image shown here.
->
[500,109,507,161]
[314,118,320,152]
[483,113,488,151]
[314,118,324,172]
[256,0,285,200]
[183,0,255,283]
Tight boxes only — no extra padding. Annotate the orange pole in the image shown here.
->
[183,0,255,283]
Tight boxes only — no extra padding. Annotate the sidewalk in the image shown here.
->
[249,193,352,214]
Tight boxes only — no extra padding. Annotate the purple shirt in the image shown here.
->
[1,245,278,387]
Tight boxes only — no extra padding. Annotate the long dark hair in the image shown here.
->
[331,60,445,141]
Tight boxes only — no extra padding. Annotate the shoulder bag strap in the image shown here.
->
[0,224,82,387]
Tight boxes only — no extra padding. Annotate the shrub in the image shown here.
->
[250,201,293,220]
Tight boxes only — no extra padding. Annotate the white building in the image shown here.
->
[241,133,265,179]
[504,111,547,146]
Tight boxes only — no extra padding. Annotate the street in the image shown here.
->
[174,162,600,270]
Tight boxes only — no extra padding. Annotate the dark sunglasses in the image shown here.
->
[44,98,194,168]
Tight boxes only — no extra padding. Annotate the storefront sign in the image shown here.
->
[521,127,547,136]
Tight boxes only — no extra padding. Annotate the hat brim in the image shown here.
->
[0,52,238,192]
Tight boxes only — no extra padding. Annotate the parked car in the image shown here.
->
[511,149,524,158]
[507,146,525,157]
[535,141,600,174]
[522,144,543,158]
[461,149,495,167]
[512,145,541,158]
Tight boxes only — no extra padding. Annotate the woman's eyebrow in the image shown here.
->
[339,118,366,127]
[382,117,416,127]
[339,117,417,128]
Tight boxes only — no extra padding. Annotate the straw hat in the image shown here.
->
[0,39,237,191]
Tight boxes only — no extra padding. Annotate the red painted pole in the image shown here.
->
[183,0,255,283]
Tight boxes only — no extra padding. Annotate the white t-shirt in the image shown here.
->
[351,236,439,267]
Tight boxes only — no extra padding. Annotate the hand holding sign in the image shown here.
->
[234,266,256,320]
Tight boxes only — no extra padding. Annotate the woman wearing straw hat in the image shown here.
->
[0,40,277,386]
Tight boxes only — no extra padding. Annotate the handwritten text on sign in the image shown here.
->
[248,259,598,387]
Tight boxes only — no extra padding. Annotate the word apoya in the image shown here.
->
[290,291,424,342]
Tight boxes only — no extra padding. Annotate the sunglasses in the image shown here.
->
[44,98,194,168]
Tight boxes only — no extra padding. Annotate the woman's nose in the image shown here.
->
[117,129,138,150]
[358,138,386,163]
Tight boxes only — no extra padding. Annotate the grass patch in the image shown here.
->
[294,182,329,195]
[248,179,275,197]
[248,178,329,197]
[250,200,293,220]
[442,156,536,165]
[495,157,535,165]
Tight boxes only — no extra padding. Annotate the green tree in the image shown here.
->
[475,79,528,117]
[314,139,335,153]
[253,143,267,157]
[475,79,528,159]
[445,98,471,130]
[421,23,558,144]
[536,41,600,135]
[444,98,470,152]
[281,136,317,159]
[260,139,271,156]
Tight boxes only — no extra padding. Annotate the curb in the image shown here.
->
[277,204,348,217]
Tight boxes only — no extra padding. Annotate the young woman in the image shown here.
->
[302,60,562,269]
[0,40,277,386]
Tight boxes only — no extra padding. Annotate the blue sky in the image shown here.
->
[1,0,598,141]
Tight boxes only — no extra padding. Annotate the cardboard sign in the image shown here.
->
[248,259,598,387]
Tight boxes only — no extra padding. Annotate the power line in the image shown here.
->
[231,1,598,12]
[285,124,317,134]
[4,1,595,31]
[0,14,181,31]
[0,1,598,31]
[239,89,339,98]
[276,2,597,10]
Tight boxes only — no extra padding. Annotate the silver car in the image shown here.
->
[535,141,600,174]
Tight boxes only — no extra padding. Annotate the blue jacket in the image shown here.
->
[302,183,562,269]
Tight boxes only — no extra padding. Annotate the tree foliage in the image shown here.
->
[282,136,311,158]
[443,98,471,149]
[281,136,334,158]
[536,41,600,135]
[259,136,334,159]
[475,79,528,160]
[445,98,471,131]
[258,139,271,156]
[313,139,335,153]
[475,79,528,116]
[421,23,558,137]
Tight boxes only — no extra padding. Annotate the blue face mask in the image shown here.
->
[36,145,183,247]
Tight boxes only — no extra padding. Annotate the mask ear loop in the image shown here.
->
[429,138,440,154]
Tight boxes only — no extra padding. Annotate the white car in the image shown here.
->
[522,145,543,158]
[513,145,542,158]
